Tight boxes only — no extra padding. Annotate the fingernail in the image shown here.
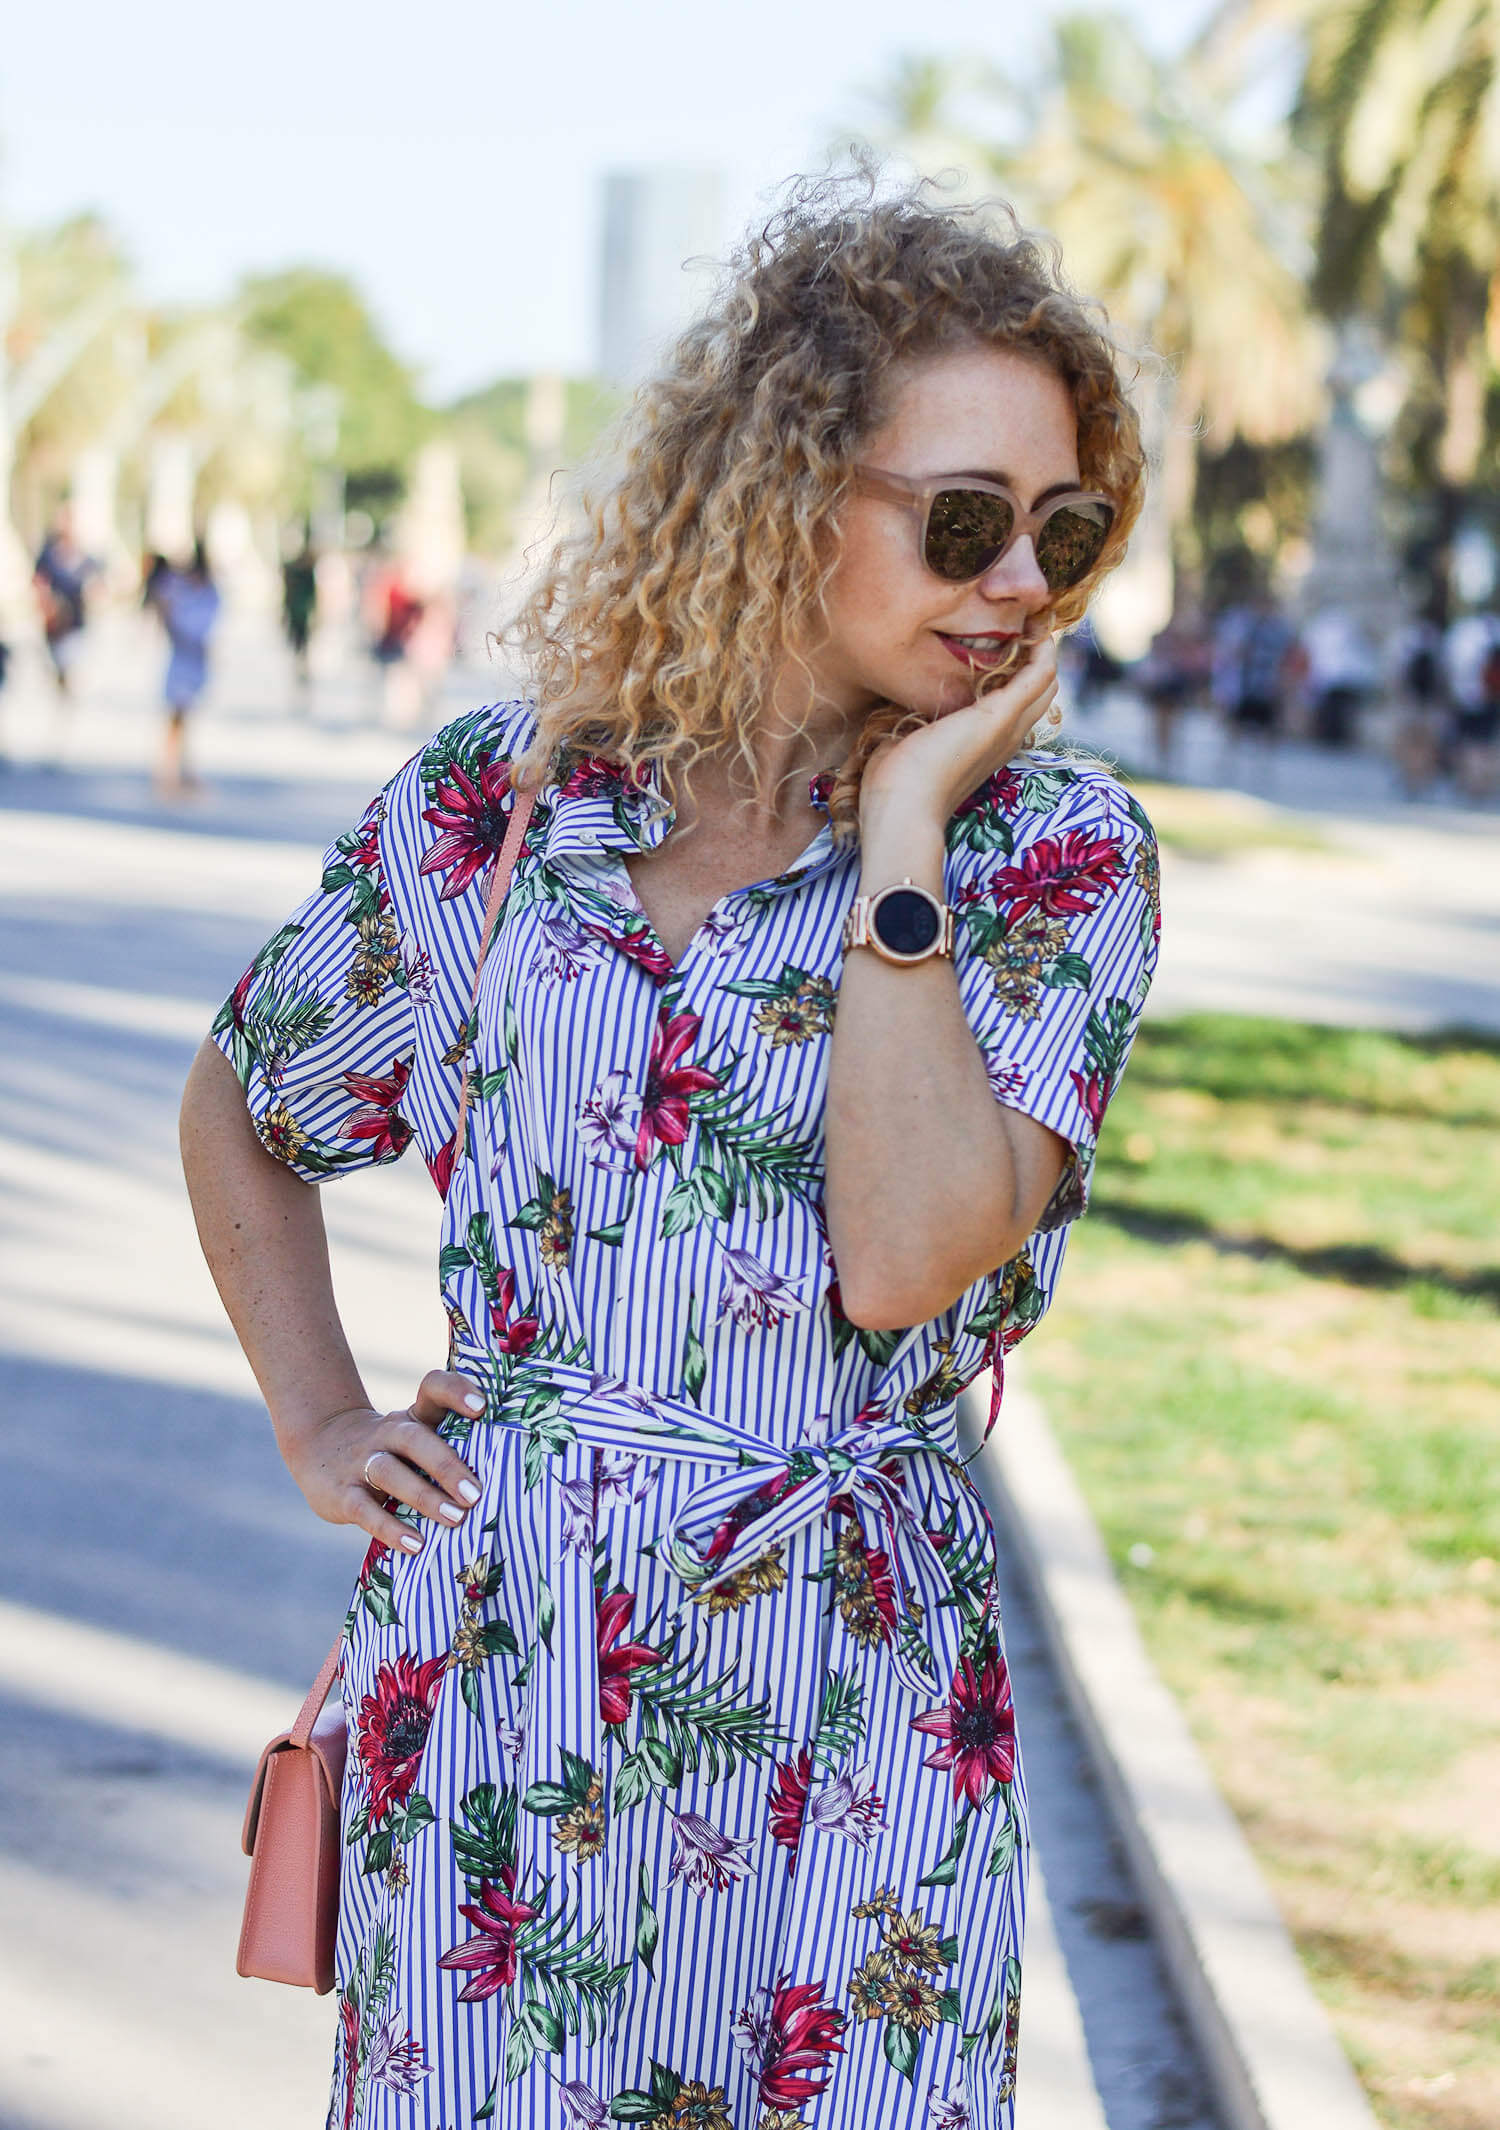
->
[400,1533,423,1553]
[439,1503,465,1523]
[458,1480,481,1503]
[463,1392,485,1414]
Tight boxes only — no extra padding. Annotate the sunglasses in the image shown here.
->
[855,467,1115,593]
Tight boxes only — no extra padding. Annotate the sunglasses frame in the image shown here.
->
[854,466,1115,590]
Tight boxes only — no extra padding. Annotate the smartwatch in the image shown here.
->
[841,878,956,965]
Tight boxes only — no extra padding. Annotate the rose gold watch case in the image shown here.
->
[841,877,956,964]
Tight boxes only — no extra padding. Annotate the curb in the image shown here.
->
[965,1377,1381,2130]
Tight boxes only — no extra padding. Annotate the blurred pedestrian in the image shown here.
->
[180,182,1158,2130]
[1213,589,1295,781]
[1453,624,1500,801]
[1300,604,1376,748]
[1388,610,1446,796]
[156,541,221,798]
[364,546,425,724]
[282,534,319,694]
[33,509,99,760]
[1135,614,1203,775]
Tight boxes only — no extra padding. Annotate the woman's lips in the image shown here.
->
[936,631,1022,671]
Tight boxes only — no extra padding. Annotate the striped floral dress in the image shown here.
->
[215,699,1159,2130]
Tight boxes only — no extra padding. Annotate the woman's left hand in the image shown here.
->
[859,632,1060,833]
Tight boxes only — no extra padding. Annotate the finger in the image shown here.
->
[344,1486,426,1554]
[363,1440,477,1529]
[408,1369,488,1428]
[385,1412,486,1508]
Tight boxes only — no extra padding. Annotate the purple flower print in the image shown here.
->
[558,1476,596,1557]
[496,1710,530,1765]
[362,2014,434,2100]
[808,1762,885,1850]
[399,931,435,1007]
[718,1248,810,1333]
[557,2080,609,2130]
[597,1449,659,1510]
[577,1069,643,1172]
[927,2098,971,2128]
[667,1810,759,1896]
[533,902,606,984]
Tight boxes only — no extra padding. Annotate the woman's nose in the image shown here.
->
[978,536,1050,613]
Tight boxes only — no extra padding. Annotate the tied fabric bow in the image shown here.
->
[660,1422,966,1699]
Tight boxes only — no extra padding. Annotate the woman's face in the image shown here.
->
[817,344,1083,721]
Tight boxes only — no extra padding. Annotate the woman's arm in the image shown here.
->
[179,1039,484,1550]
[824,643,1069,1329]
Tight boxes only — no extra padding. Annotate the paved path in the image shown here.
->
[0,628,1223,2127]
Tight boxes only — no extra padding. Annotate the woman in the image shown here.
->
[157,540,222,796]
[181,184,1157,2130]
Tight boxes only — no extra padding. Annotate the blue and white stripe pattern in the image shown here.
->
[215,699,1158,2130]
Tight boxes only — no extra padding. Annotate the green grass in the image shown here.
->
[1115,778,1340,861]
[1025,1013,1500,2127]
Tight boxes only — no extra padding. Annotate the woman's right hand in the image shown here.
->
[284,1370,488,1553]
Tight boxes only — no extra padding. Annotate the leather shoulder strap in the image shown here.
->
[450,776,538,1180]
[288,1635,345,1745]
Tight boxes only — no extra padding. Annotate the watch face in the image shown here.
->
[873,885,941,957]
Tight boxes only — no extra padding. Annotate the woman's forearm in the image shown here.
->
[179,1039,369,1456]
[824,804,1064,1329]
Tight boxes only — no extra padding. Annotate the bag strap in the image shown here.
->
[451,775,538,1171]
[294,775,539,1721]
[289,1634,345,1745]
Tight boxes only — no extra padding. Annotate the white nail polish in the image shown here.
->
[458,1480,481,1504]
[463,1392,485,1414]
[400,1533,423,1553]
[439,1503,464,1523]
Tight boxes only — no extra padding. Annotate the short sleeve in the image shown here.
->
[211,789,419,1183]
[946,759,1160,1232]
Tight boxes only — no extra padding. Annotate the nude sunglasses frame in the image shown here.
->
[853,466,1115,590]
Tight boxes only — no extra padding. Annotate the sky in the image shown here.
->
[2,0,1216,401]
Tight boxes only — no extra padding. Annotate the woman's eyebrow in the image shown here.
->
[951,470,1085,508]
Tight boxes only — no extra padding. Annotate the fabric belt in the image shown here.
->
[450,1349,966,1699]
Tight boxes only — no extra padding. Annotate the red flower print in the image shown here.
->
[355,1653,448,1825]
[337,1991,360,2130]
[418,759,515,900]
[595,1590,663,1725]
[426,1132,459,1196]
[1068,1066,1110,1133]
[557,753,642,800]
[633,1010,719,1169]
[342,1055,414,1160]
[487,1267,540,1357]
[733,1976,847,2110]
[766,1748,814,1874]
[586,918,674,983]
[436,1862,541,2001]
[345,818,381,869]
[987,830,1126,920]
[909,1645,1016,1808]
[953,766,1022,818]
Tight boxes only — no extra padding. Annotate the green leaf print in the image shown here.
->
[885,2023,920,2080]
[635,1858,659,1972]
[685,1076,820,1222]
[1043,950,1092,990]
[450,1782,518,1888]
[918,1804,975,1889]
[946,807,1015,858]
[1083,996,1135,1078]
[538,1575,556,1652]
[626,1644,788,1792]
[811,1669,865,1770]
[503,1909,631,2079]
[244,967,335,1078]
[987,1805,1018,1881]
[680,1292,707,1405]
[1019,768,1075,810]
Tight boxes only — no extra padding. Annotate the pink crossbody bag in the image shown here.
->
[237,778,538,1992]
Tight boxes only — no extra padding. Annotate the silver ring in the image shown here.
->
[363,1449,385,1489]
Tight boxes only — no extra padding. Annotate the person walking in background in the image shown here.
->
[1214,587,1295,782]
[1443,605,1500,801]
[1389,605,1447,797]
[179,182,1158,2129]
[155,541,221,798]
[282,533,319,695]
[33,509,98,761]
[364,543,425,725]
[1300,602,1376,749]
[1135,613,1205,776]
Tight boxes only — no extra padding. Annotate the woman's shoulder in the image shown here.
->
[378,697,540,903]
[945,749,1155,870]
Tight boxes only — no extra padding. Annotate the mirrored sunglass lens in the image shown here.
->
[1036,501,1111,588]
[924,490,1014,580]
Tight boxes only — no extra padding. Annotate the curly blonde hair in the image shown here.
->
[505,172,1145,835]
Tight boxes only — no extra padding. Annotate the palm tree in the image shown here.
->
[874,16,1323,628]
